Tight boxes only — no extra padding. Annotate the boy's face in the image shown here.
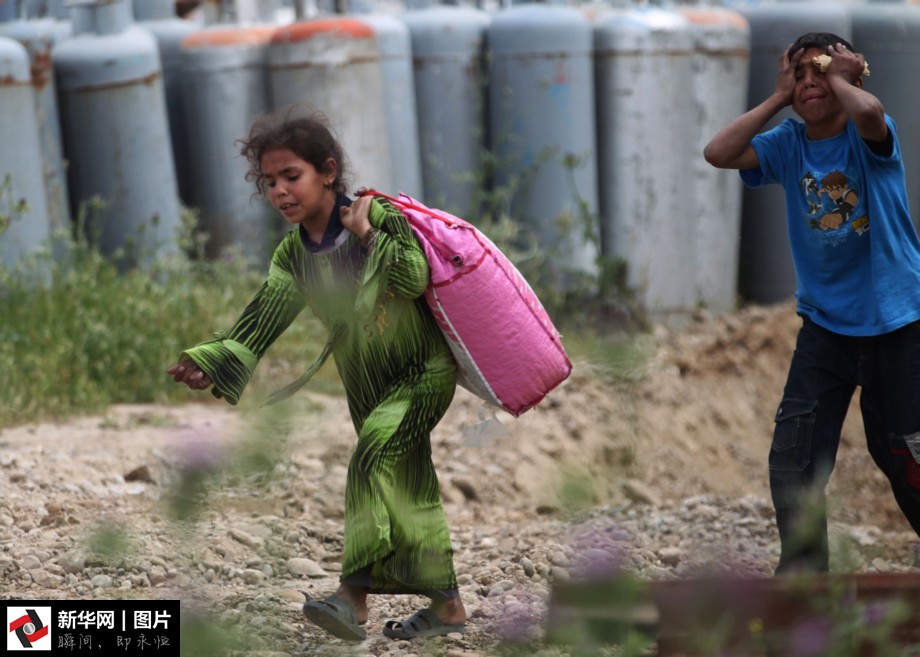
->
[791,46,848,125]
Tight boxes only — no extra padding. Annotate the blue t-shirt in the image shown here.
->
[741,116,920,336]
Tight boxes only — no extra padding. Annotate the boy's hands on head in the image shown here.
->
[818,43,870,83]
[775,45,803,106]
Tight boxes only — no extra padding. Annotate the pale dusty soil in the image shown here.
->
[2,301,918,656]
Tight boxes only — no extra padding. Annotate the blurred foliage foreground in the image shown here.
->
[546,569,920,657]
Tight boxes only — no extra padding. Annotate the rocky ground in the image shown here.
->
[2,302,919,656]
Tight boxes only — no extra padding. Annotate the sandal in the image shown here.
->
[382,607,465,639]
[302,593,366,641]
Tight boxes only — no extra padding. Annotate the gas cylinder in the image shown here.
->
[402,3,490,216]
[180,24,278,264]
[0,35,50,270]
[133,0,200,206]
[488,0,599,285]
[53,0,182,268]
[0,0,15,21]
[269,18,394,192]
[593,1,696,320]
[352,10,423,198]
[677,0,750,314]
[0,0,73,232]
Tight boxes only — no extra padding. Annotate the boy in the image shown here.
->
[704,32,920,574]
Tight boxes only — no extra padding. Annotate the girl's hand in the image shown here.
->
[775,45,802,106]
[167,361,212,390]
[340,191,374,243]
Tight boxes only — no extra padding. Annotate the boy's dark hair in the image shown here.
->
[790,32,855,55]
[239,104,351,198]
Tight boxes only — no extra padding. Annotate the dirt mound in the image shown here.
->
[517,301,905,529]
[452,300,904,531]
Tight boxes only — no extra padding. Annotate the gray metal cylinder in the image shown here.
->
[733,1,852,305]
[402,4,489,217]
[353,12,423,198]
[180,25,278,264]
[54,0,181,267]
[0,0,15,21]
[269,18,394,193]
[134,0,199,206]
[488,3,599,283]
[132,0,175,20]
[850,1,920,233]
[47,0,67,19]
[0,7,73,234]
[594,4,696,321]
[678,2,750,315]
[0,35,51,270]
[236,0,283,23]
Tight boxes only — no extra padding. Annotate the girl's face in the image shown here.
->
[261,148,336,226]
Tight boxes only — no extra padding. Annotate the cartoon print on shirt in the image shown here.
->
[818,171,857,230]
[800,170,869,240]
[801,173,823,216]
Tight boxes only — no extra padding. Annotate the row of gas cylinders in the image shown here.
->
[2,0,919,320]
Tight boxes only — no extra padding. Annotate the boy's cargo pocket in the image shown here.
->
[770,397,817,472]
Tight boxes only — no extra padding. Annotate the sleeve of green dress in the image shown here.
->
[179,235,306,405]
[355,197,430,321]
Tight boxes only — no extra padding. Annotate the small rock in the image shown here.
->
[519,557,535,577]
[658,547,682,567]
[230,529,264,549]
[452,477,479,501]
[870,558,890,572]
[287,558,327,578]
[123,465,154,483]
[91,574,113,588]
[549,551,569,567]
[623,479,662,507]
[21,555,41,570]
[31,569,64,587]
[148,566,167,586]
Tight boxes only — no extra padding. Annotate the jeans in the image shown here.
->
[770,316,920,574]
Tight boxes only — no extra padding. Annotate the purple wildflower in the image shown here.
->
[787,616,833,657]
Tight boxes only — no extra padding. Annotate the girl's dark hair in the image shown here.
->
[239,105,350,197]
[790,32,855,55]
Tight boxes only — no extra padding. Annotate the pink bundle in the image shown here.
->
[368,191,572,417]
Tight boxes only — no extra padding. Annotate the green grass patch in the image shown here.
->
[0,198,645,430]
[0,210,338,429]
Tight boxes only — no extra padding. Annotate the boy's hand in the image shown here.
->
[822,43,869,83]
[167,361,212,390]
[775,45,803,106]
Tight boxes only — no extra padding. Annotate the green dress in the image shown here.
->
[180,197,459,594]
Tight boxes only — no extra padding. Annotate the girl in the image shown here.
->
[167,107,467,641]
